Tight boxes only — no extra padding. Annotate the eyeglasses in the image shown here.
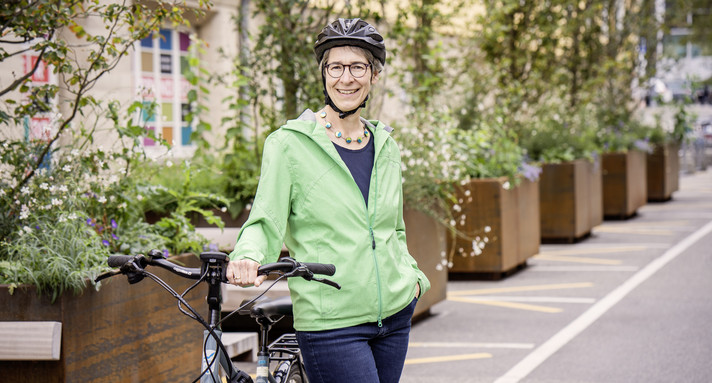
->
[324,62,371,78]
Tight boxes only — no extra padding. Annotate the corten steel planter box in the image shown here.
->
[647,142,680,202]
[404,208,448,318]
[448,177,540,275]
[602,150,648,219]
[539,159,603,242]
[0,254,206,383]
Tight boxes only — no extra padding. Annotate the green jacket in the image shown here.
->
[229,109,430,331]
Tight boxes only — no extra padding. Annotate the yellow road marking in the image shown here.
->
[409,342,534,349]
[448,282,593,297]
[534,254,623,265]
[448,296,563,313]
[405,353,492,365]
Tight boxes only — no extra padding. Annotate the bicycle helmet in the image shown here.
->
[314,18,386,119]
[314,18,386,65]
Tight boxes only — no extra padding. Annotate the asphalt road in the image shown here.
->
[401,169,712,383]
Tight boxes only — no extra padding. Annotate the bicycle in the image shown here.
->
[95,250,340,383]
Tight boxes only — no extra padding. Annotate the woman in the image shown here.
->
[227,18,429,382]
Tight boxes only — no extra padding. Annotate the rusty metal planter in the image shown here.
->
[0,254,205,383]
[404,209,448,317]
[647,142,680,202]
[539,159,603,242]
[602,150,648,219]
[448,177,540,275]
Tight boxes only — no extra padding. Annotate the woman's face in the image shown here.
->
[323,46,379,113]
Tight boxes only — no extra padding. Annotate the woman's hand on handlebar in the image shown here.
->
[226,259,267,287]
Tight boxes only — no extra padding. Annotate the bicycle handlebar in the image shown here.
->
[97,251,340,289]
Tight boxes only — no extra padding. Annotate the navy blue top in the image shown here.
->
[333,129,375,206]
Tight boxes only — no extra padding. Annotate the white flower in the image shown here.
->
[51,198,63,206]
[21,186,30,195]
[484,226,491,233]
[0,189,4,197]
[59,185,68,193]
[63,165,71,172]
[40,183,49,190]
[19,205,29,220]
[97,196,107,203]
[502,181,511,190]
[137,195,144,201]
[68,212,77,220]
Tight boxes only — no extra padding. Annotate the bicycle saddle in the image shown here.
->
[251,295,293,319]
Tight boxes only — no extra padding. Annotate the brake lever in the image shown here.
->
[94,269,121,283]
[290,265,341,290]
[312,277,341,290]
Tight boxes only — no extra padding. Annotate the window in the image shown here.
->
[135,29,194,149]
[662,34,687,59]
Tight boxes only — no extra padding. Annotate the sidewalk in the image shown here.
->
[401,169,712,382]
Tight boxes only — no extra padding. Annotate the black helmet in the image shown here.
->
[314,18,386,65]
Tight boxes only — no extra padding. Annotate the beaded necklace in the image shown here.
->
[320,111,369,144]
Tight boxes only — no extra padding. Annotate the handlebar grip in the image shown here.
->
[256,259,336,276]
[108,255,135,268]
[303,263,336,276]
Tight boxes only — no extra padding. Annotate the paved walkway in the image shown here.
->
[401,169,712,382]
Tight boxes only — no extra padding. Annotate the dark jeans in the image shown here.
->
[296,298,418,383]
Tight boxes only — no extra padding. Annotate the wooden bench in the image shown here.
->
[0,321,62,360]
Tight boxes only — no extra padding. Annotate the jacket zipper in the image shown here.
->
[368,157,383,327]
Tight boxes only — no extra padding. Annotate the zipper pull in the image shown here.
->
[370,228,376,249]
[378,318,383,327]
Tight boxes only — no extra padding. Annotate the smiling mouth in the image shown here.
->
[338,89,358,95]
